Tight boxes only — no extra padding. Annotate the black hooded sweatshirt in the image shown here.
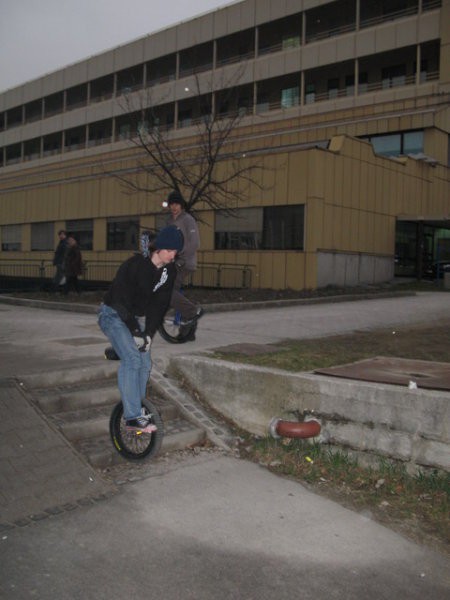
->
[103,253,176,337]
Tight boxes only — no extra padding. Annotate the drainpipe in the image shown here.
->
[268,415,321,439]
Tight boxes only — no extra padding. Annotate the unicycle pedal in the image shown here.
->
[104,346,120,360]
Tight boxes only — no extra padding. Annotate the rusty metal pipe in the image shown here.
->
[269,417,321,439]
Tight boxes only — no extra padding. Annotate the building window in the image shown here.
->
[215,208,263,250]
[216,29,255,66]
[107,218,139,251]
[1,224,21,251]
[345,74,355,96]
[66,219,93,251]
[24,137,41,161]
[146,54,177,86]
[327,78,339,99]
[31,222,54,250]
[179,42,213,78]
[6,143,22,165]
[382,64,406,89]
[66,83,88,111]
[215,205,304,250]
[371,133,402,156]
[6,106,23,129]
[259,14,302,55]
[25,99,42,123]
[43,132,62,157]
[281,87,299,108]
[65,126,86,152]
[44,91,64,118]
[263,205,304,250]
[90,74,114,103]
[362,130,424,157]
[88,119,112,147]
[403,131,424,155]
[305,83,315,104]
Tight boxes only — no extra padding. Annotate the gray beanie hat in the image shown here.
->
[154,226,184,251]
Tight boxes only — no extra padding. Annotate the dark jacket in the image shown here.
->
[103,253,176,337]
[64,245,83,277]
[53,239,67,267]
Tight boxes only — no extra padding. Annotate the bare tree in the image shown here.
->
[107,68,265,215]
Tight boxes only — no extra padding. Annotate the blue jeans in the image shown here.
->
[97,304,151,421]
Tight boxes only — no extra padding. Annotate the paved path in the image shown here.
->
[0,292,449,599]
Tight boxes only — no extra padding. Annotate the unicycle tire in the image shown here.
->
[158,311,196,344]
[109,398,164,460]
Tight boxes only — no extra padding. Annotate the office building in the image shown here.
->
[0,0,449,289]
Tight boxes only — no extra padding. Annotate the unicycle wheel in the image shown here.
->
[158,309,196,344]
[109,399,164,460]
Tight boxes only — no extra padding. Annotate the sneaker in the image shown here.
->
[180,307,204,326]
[125,416,157,433]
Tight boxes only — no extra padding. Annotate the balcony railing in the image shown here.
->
[305,22,355,44]
[360,5,418,30]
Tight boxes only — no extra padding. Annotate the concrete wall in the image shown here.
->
[171,355,450,473]
[317,251,394,287]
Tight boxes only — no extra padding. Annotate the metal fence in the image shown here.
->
[0,258,253,290]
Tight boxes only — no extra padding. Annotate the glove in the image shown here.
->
[133,334,152,352]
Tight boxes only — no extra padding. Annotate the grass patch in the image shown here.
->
[213,321,450,371]
[238,435,450,554]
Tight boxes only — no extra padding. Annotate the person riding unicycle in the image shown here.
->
[98,226,183,432]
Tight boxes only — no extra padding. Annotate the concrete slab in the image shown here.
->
[1,455,449,600]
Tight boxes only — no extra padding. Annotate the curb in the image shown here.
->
[0,290,416,315]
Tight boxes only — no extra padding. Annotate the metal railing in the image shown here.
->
[0,258,254,290]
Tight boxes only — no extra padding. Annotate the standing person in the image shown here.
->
[52,229,67,290]
[166,190,204,332]
[62,234,83,295]
[97,225,183,432]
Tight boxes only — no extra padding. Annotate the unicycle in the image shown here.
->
[158,307,197,344]
[104,347,164,460]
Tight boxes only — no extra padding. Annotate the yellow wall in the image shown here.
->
[0,99,449,290]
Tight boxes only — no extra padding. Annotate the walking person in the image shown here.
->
[97,225,183,432]
[62,234,83,295]
[165,190,204,338]
[52,229,67,290]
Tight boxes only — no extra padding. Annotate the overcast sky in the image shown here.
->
[0,0,234,93]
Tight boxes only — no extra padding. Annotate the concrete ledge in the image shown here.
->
[171,355,450,472]
[0,290,415,315]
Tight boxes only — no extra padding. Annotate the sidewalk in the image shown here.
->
[0,292,449,599]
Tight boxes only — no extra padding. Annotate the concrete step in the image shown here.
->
[19,363,118,389]
[22,358,218,470]
[34,380,120,414]
[26,369,210,469]
[50,401,179,442]
[76,420,207,469]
